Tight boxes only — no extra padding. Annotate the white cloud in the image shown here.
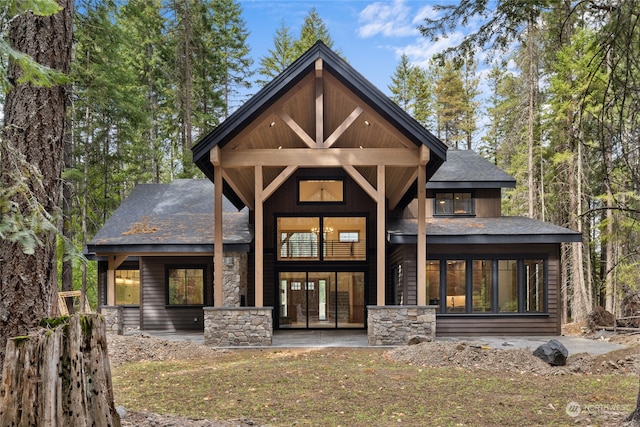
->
[396,32,466,69]
[357,0,426,38]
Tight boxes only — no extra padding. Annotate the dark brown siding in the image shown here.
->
[394,243,561,336]
[122,306,140,329]
[139,256,213,331]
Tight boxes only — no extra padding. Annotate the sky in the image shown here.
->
[239,0,468,97]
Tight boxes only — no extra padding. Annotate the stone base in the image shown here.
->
[100,306,123,335]
[203,307,273,346]
[367,305,436,346]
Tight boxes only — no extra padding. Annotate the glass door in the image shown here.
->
[278,271,365,329]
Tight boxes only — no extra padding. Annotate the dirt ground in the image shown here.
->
[108,328,640,426]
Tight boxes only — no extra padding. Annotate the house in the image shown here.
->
[87,42,581,345]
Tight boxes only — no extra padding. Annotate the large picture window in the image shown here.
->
[278,216,366,261]
[426,257,547,314]
[166,267,204,305]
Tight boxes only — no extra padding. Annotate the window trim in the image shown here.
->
[165,264,206,307]
[297,178,345,204]
[433,191,475,216]
[428,255,548,315]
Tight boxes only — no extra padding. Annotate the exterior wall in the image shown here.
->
[203,307,272,346]
[139,256,214,331]
[262,167,378,328]
[367,306,436,345]
[396,243,561,336]
[424,189,502,218]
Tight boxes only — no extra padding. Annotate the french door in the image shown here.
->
[278,271,365,329]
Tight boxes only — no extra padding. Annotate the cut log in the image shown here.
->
[0,314,121,426]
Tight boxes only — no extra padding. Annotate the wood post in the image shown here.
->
[0,314,121,426]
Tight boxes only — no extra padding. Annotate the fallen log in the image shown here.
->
[0,314,121,426]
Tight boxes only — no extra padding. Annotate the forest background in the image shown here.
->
[3,0,638,327]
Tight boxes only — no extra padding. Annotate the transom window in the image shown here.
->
[299,179,344,202]
[435,192,473,215]
[426,257,546,314]
[166,266,205,305]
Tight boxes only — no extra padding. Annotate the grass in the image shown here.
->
[112,348,638,426]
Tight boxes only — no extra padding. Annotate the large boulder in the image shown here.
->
[533,339,569,366]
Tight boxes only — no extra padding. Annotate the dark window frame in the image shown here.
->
[297,177,346,205]
[428,255,548,315]
[165,264,206,307]
[433,191,475,216]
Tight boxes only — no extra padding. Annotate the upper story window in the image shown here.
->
[299,179,344,203]
[434,192,473,215]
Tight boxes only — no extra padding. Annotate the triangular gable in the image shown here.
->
[192,41,447,210]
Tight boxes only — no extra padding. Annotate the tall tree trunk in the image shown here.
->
[527,17,538,219]
[0,0,74,369]
[62,118,74,313]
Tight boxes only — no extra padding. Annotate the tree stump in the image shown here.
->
[0,314,121,426]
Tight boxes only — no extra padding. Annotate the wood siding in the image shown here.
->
[394,243,561,336]
[139,256,214,331]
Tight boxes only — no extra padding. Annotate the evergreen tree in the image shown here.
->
[293,7,335,57]
[433,60,466,149]
[0,0,73,368]
[256,20,297,85]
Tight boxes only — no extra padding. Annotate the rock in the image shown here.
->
[408,335,432,345]
[532,339,569,366]
[116,406,128,418]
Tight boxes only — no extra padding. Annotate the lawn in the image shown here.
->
[112,348,638,426]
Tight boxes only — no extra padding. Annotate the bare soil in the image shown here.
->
[107,331,640,426]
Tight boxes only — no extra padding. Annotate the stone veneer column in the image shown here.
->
[222,251,247,307]
[204,251,273,346]
[203,307,272,346]
[367,305,436,345]
[100,306,123,335]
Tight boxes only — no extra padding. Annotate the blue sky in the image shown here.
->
[239,0,467,96]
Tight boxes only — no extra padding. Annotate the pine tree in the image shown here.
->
[293,7,335,57]
[257,20,297,85]
[0,0,73,368]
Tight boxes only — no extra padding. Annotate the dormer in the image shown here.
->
[425,150,515,218]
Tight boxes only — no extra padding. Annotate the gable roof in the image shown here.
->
[192,41,448,209]
[427,150,516,189]
[86,179,251,254]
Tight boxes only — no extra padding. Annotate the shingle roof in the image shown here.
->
[427,150,516,189]
[387,216,582,244]
[86,179,251,253]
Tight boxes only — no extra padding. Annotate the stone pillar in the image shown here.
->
[203,307,273,346]
[100,306,123,335]
[367,305,436,346]
[222,251,246,307]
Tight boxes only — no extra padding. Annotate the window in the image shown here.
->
[278,216,366,261]
[525,259,545,312]
[445,260,466,312]
[167,267,204,305]
[435,192,473,215]
[472,260,492,312]
[299,179,344,202]
[498,260,518,312]
[426,260,440,305]
[115,268,140,305]
[426,257,546,314]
